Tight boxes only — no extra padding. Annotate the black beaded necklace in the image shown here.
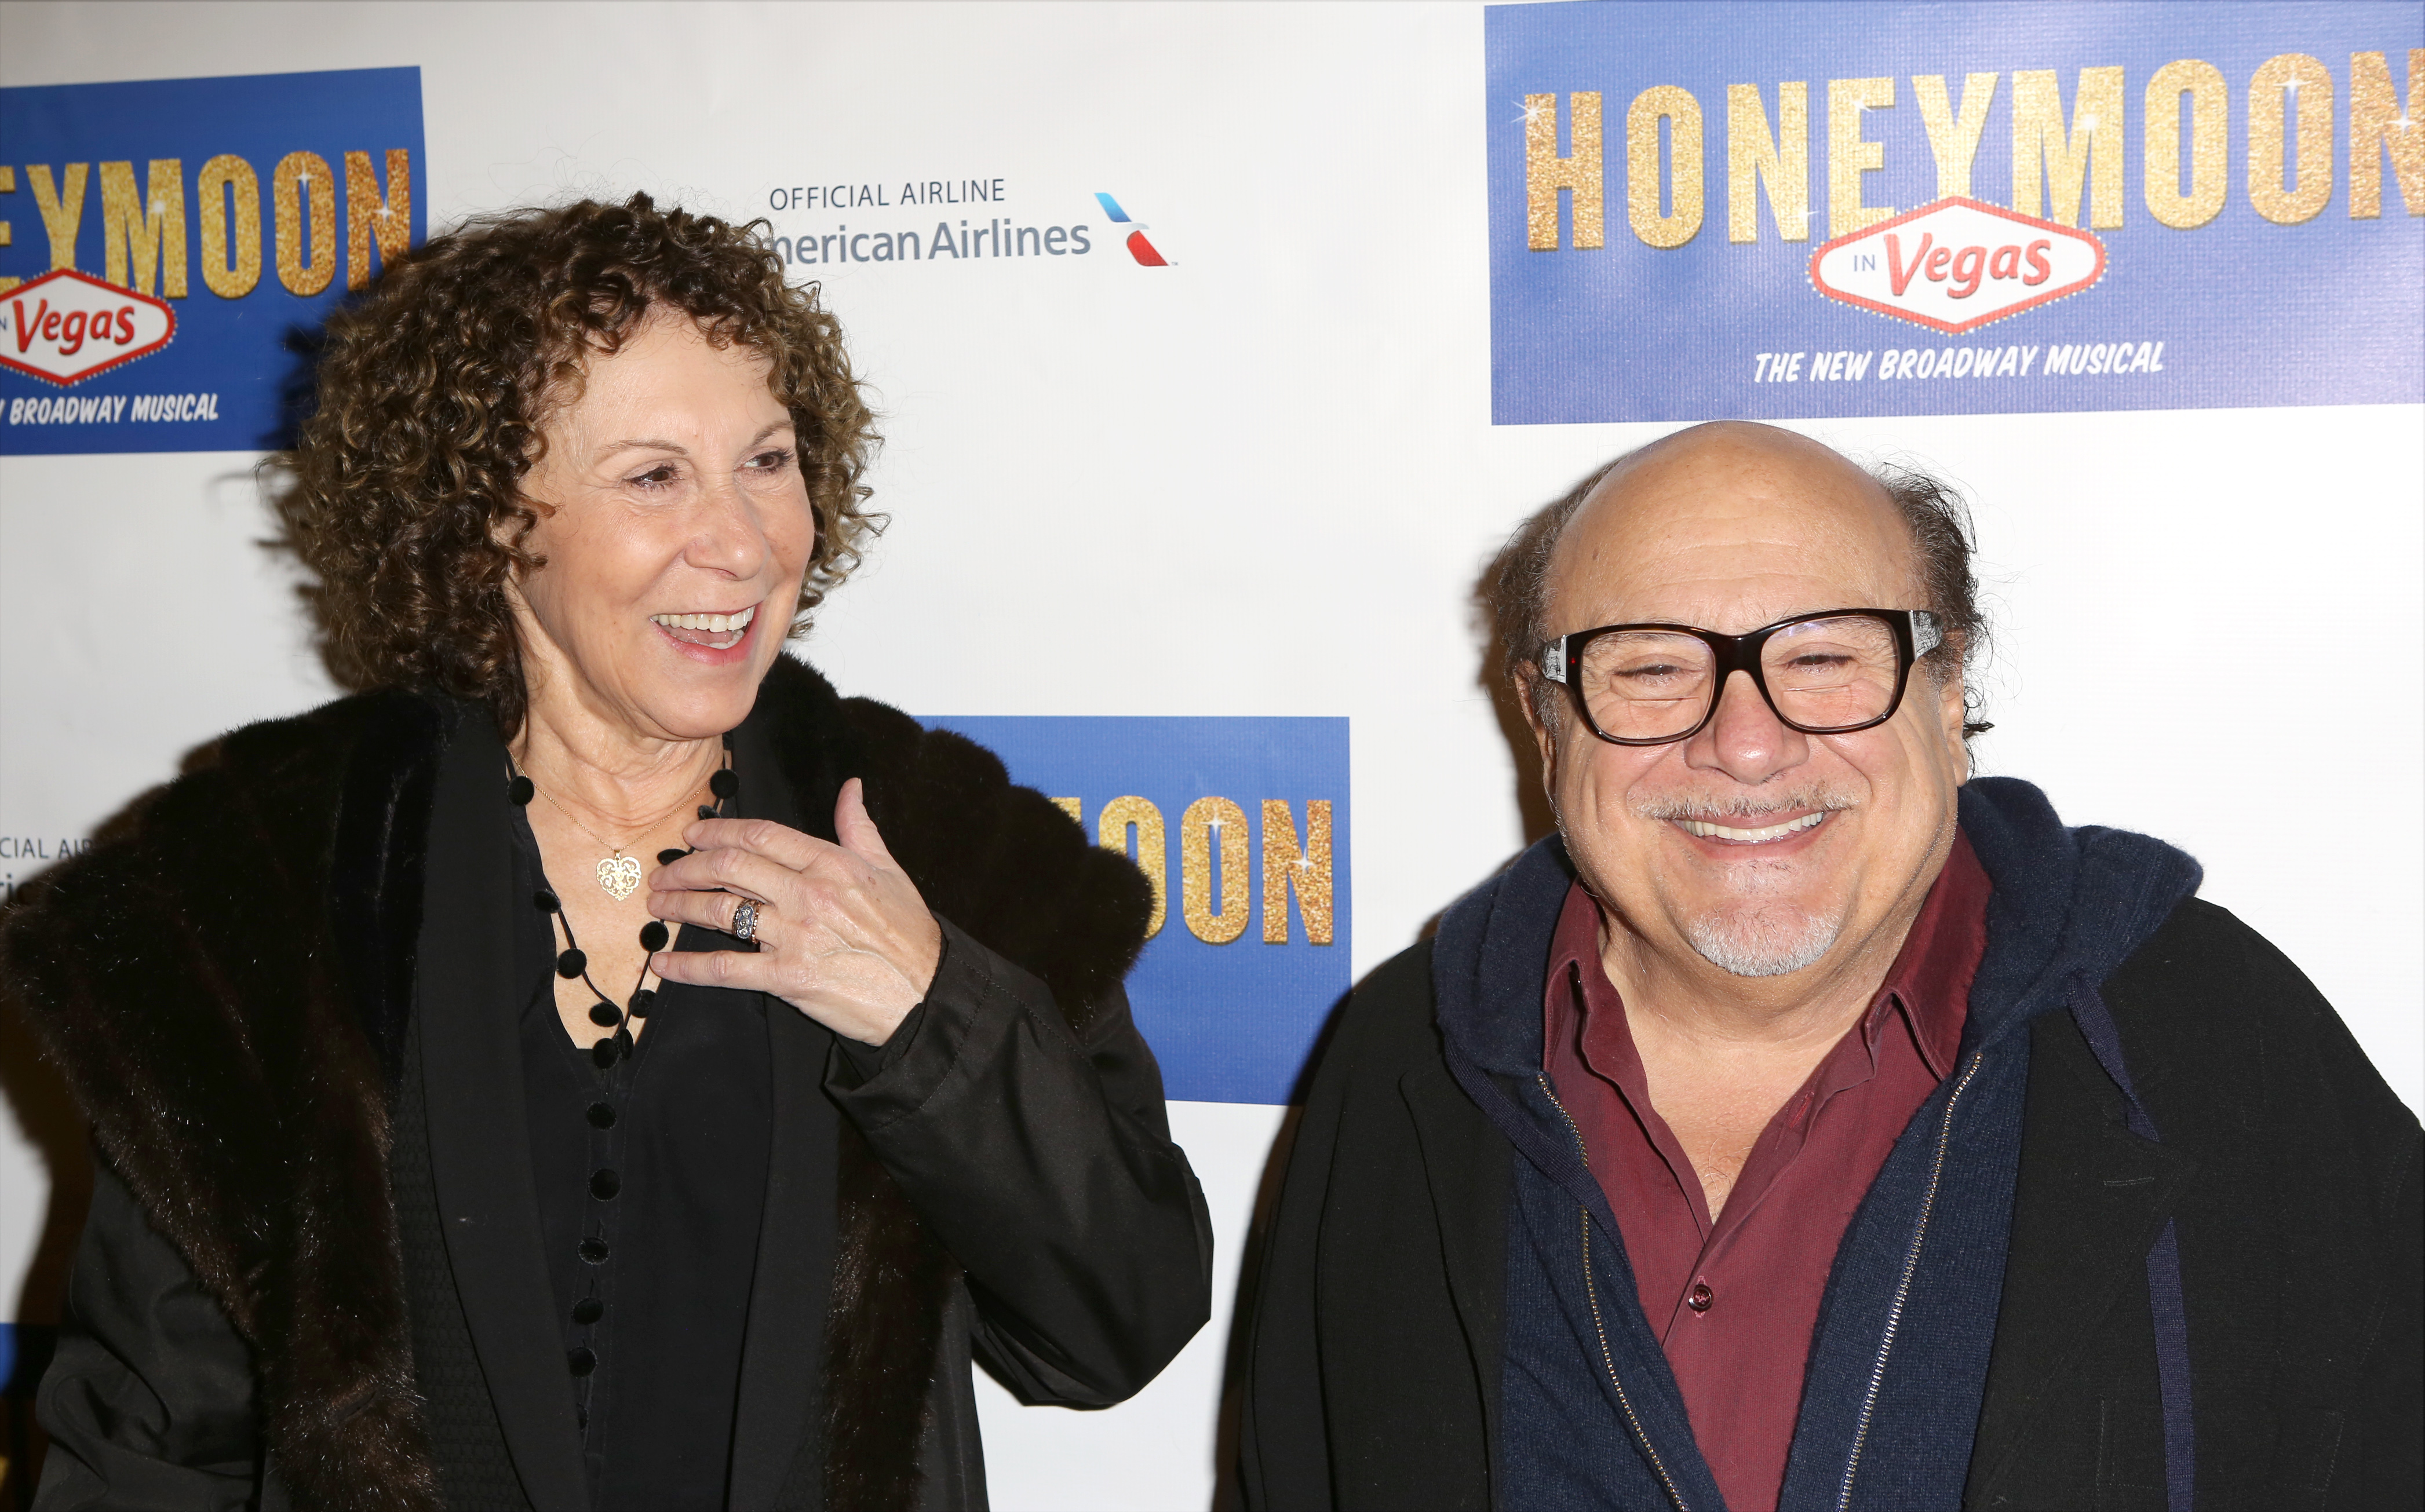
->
[506,740,741,1069]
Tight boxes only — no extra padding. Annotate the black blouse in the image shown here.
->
[503,715,838,1511]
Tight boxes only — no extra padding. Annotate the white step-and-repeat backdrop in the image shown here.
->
[2,3,2418,1506]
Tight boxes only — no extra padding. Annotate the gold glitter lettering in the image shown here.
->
[0,165,15,294]
[27,164,88,271]
[1260,801,1333,945]
[198,155,262,298]
[1179,796,1249,945]
[1097,796,1166,938]
[1525,92,1604,251]
[1049,797,1082,824]
[2012,67,2125,228]
[1727,83,1807,243]
[346,148,411,290]
[2249,54,2334,225]
[2349,49,2423,219]
[2144,60,2229,229]
[1828,78,1895,238]
[272,151,336,297]
[100,160,186,297]
[1628,86,1705,249]
[1915,74,1998,200]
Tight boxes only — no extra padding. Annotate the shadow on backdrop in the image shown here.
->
[1205,458,1619,1507]
[0,308,335,1502]
[0,750,239,1504]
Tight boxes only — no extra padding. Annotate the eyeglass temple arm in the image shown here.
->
[1911,610,1943,657]
[1539,641,1567,684]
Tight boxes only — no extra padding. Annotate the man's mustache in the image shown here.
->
[1628,787,1858,823]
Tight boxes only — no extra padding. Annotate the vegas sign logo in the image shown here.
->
[1808,197,2105,336]
[0,268,178,386]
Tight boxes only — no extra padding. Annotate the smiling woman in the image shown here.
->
[2,194,1211,1512]
[274,193,881,738]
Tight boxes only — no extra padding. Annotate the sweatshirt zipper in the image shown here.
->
[1536,1071,1692,1512]
[1832,1049,1986,1512]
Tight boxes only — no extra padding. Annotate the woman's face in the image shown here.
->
[511,312,814,746]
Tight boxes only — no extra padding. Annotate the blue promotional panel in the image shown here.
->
[1,68,426,454]
[924,716,1350,1106]
[1486,3,2424,422]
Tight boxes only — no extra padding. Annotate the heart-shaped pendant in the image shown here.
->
[597,854,643,901]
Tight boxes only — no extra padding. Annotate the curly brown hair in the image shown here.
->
[271,192,881,737]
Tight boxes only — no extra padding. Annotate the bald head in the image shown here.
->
[1497,423,1981,732]
[1582,422,1894,531]
[1544,423,1921,649]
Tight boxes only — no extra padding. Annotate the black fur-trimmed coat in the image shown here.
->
[4,655,1212,1511]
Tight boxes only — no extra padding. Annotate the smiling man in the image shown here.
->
[1239,423,2420,1512]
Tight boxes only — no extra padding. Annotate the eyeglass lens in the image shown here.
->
[1575,615,1903,741]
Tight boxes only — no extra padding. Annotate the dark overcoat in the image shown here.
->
[5,655,1213,1511]
[1239,781,2422,1511]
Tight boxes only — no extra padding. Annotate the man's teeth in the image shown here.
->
[1678,811,1828,843]
[650,606,756,633]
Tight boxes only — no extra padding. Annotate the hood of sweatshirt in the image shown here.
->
[1436,775,2201,1079]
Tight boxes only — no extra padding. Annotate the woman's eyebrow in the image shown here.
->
[596,437,688,461]
[593,421,792,463]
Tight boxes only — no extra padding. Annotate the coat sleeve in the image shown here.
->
[1234,964,1357,1512]
[825,918,1213,1406]
[2340,1127,2423,1507]
[34,1158,275,1512]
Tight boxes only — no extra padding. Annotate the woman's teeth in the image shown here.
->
[1678,810,1828,843]
[652,607,754,633]
[651,605,756,649]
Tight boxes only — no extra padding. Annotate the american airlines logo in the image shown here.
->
[1093,192,1171,266]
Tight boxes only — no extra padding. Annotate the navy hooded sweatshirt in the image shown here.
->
[1432,777,2201,1512]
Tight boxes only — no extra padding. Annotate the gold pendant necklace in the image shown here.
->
[597,852,646,901]
[515,746,732,901]
[537,781,718,900]
[537,791,650,899]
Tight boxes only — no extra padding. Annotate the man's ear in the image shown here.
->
[1517,669,1563,797]
[1933,660,1971,784]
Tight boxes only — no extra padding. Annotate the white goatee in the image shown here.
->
[1682,907,1840,978]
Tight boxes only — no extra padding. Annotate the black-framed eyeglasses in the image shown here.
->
[1539,608,1943,746]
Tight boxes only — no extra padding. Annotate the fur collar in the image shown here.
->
[2,655,1153,1511]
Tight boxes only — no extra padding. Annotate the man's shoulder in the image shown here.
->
[2106,894,2340,1044]
[2109,894,2293,990]
[2102,895,2417,1157]
[1310,938,1449,1089]
[1357,934,1442,1027]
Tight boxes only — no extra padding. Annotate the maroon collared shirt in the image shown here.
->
[1541,831,1990,1512]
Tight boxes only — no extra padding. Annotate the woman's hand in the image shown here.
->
[645,777,943,1046]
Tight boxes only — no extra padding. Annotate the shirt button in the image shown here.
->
[579,1237,609,1264]
[567,1347,597,1376]
[572,1298,604,1325]
[587,1101,617,1129]
[1687,1282,1714,1313]
[590,1168,621,1200]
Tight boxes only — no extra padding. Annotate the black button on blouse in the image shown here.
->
[508,742,824,1511]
